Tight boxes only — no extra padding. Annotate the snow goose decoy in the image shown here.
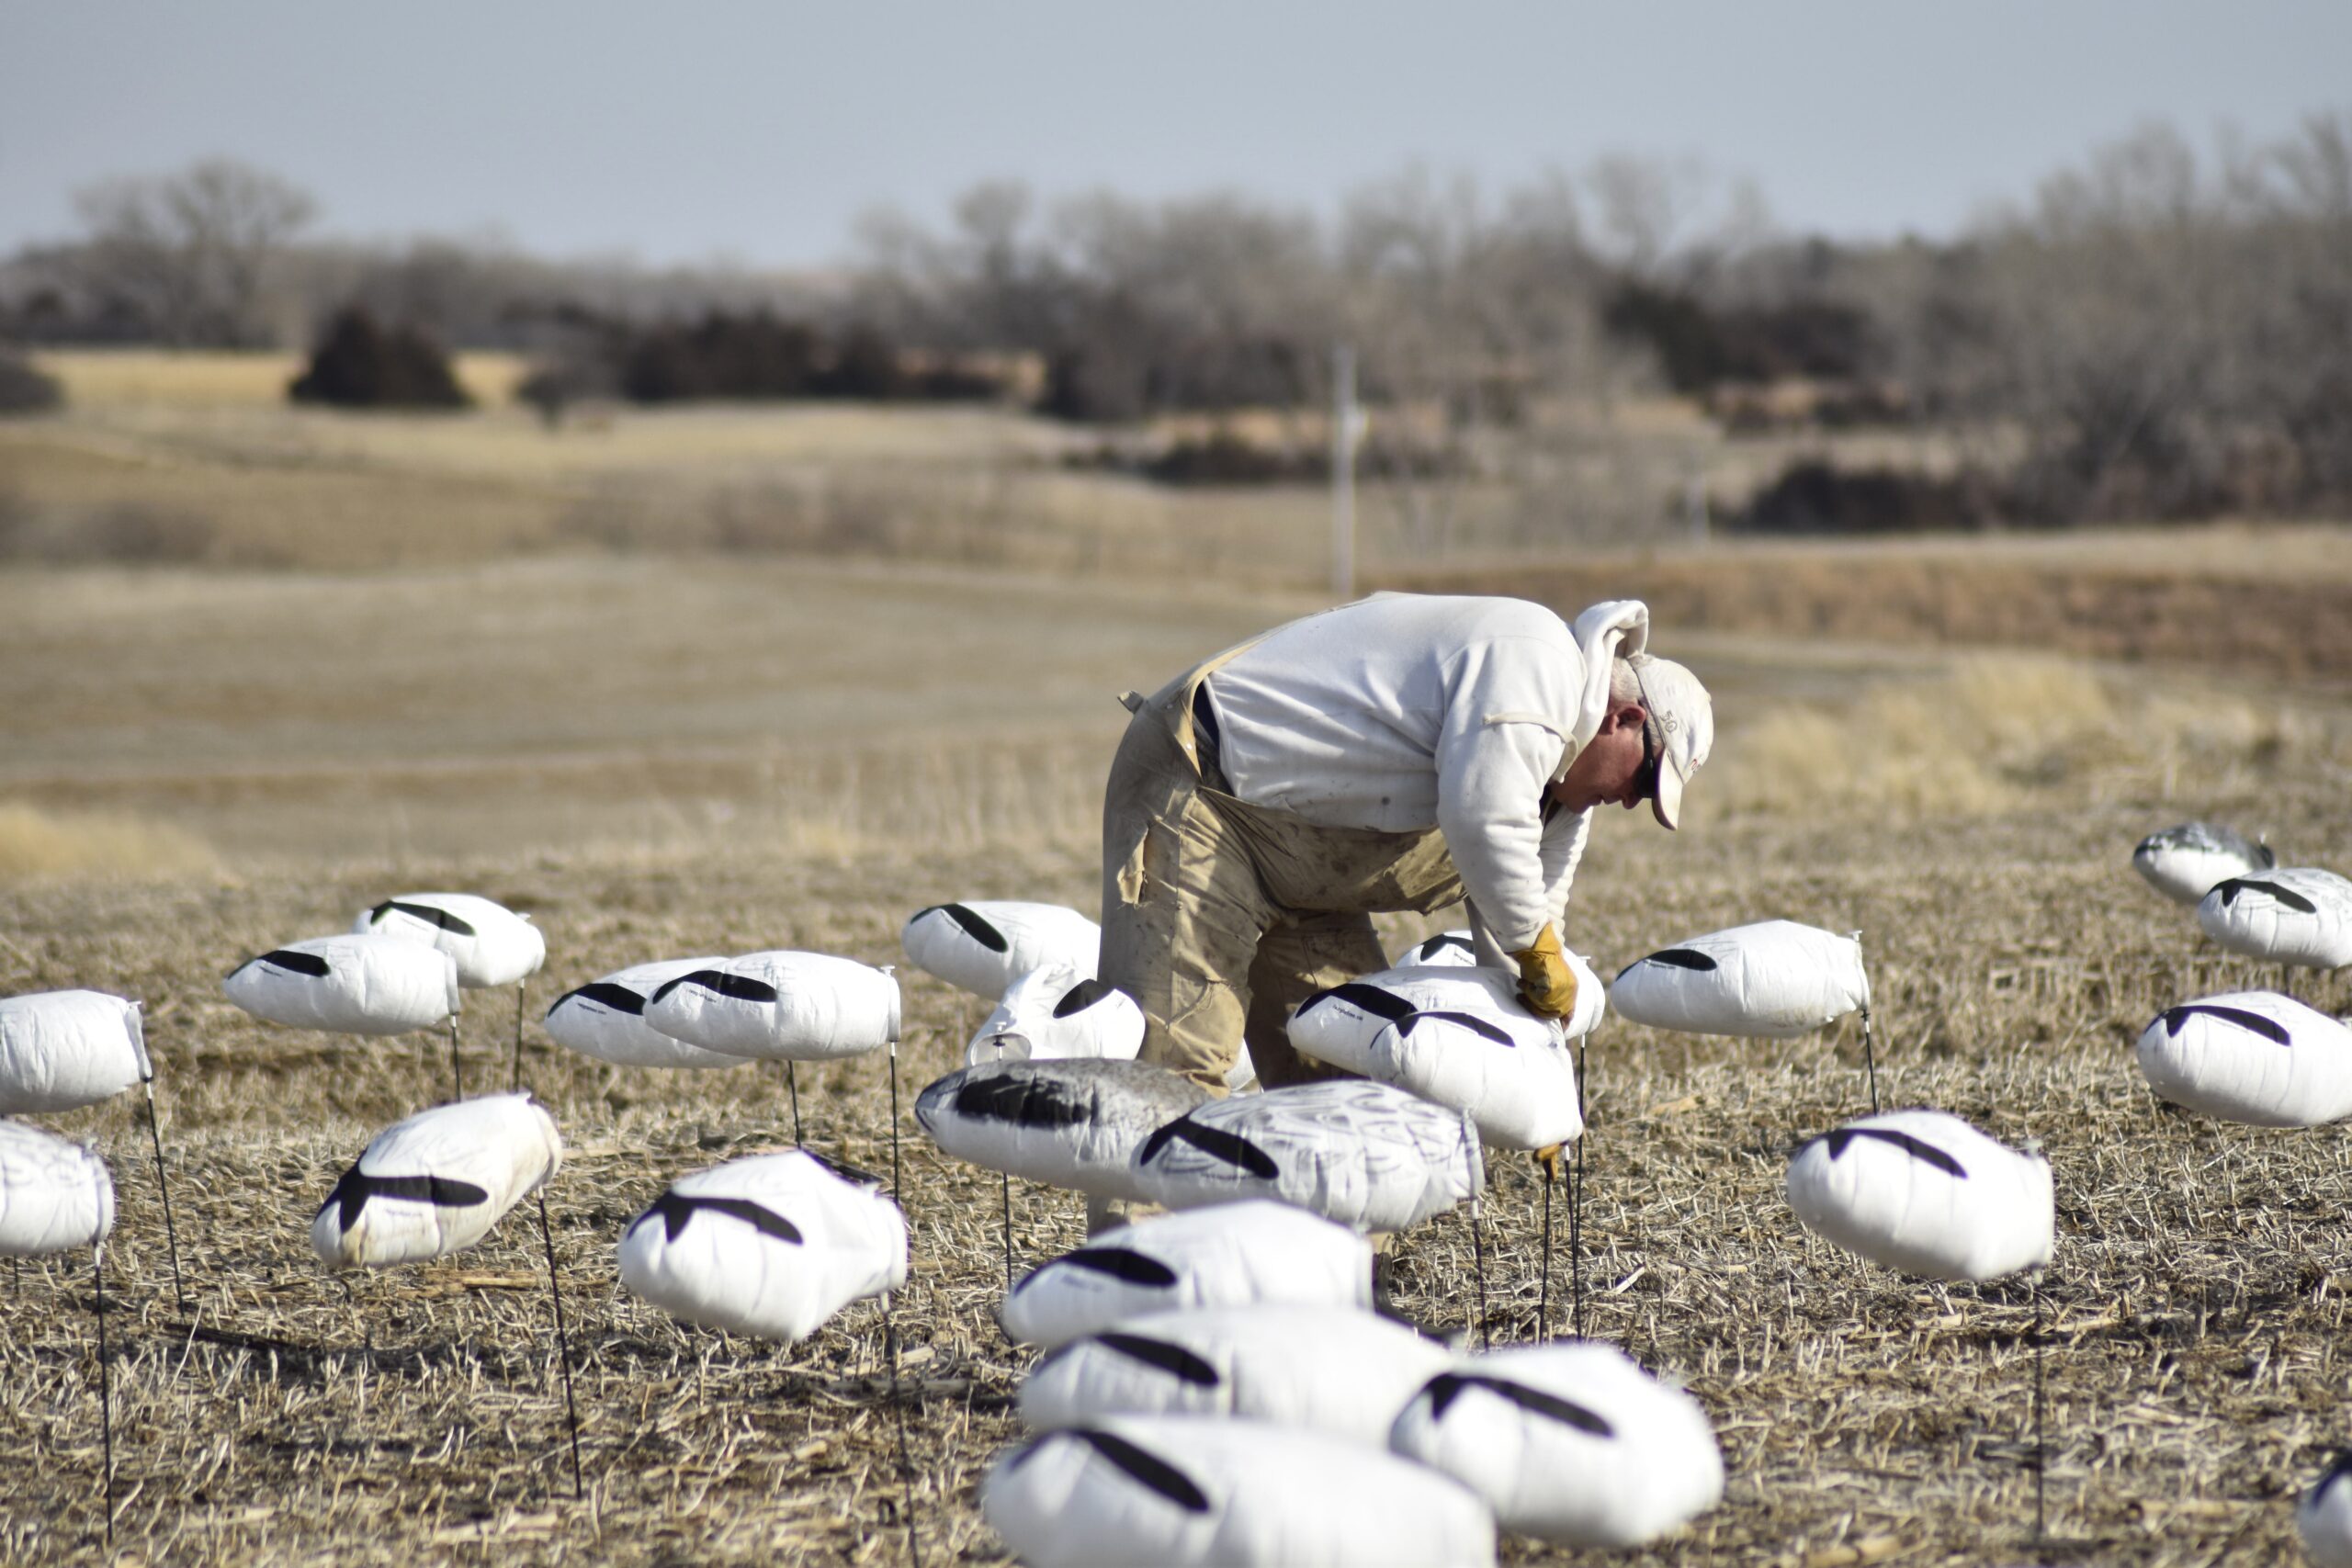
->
[1785,1109,2052,1283]
[2196,868,2352,975]
[0,989,185,1308]
[1611,919,1878,1107]
[356,892,547,1092]
[966,965,1142,1066]
[223,931,464,1098]
[1287,960,1591,1339]
[642,949,901,1153]
[2132,821,2274,906]
[1786,1108,2054,1546]
[1285,964,1590,1150]
[985,1415,1496,1568]
[1392,930,1479,968]
[0,1121,119,1539]
[311,1092,577,1494]
[618,1149,906,1342]
[1001,1199,1372,1350]
[1020,1304,1453,1444]
[1387,1339,1723,1549]
[2135,991,2352,1127]
[1125,1078,1482,1235]
[542,957,751,1071]
[918,1057,1210,1290]
[902,899,1102,1003]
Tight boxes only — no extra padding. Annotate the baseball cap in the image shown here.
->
[1628,653,1713,830]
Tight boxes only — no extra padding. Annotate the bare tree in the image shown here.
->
[71,158,317,345]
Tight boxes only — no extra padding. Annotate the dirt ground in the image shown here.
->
[4,549,2351,1565]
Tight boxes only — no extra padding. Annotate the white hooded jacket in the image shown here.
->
[1202,593,1650,955]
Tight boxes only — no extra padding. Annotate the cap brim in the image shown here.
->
[1650,759,1684,830]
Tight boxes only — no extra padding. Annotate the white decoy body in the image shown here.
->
[0,990,150,1114]
[966,964,1143,1066]
[2135,992,2352,1127]
[1126,1079,1482,1233]
[311,1094,561,1269]
[641,951,899,1062]
[2196,868,2352,970]
[985,1415,1496,1568]
[224,933,460,1037]
[542,957,748,1070]
[2133,822,2275,906]
[1785,1109,2052,1282]
[1387,1339,1724,1549]
[901,900,1102,1002]
[1392,931,1479,968]
[1611,919,1870,1038]
[915,1060,1209,1201]
[1001,1200,1373,1350]
[1285,964,1590,1149]
[355,892,548,989]
[1020,1305,1453,1444]
[0,1121,114,1256]
[617,1150,907,1342]
[2301,1452,2352,1568]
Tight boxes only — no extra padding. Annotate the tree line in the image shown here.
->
[4,114,2348,528]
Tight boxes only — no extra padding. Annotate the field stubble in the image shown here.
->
[5,548,2352,1563]
[4,758,2351,1563]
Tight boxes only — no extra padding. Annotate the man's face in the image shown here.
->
[1549,703,1654,815]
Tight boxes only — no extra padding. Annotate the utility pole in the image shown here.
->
[1331,343,1360,598]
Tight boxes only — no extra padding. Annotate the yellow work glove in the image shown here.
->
[1511,922,1579,1021]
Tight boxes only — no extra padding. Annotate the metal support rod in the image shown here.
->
[1467,1201,1489,1351]
[94,1245,113,1549]
[447,1016,463,1103]
[143,1079,188,1314]
[1540,1165,1554,1341]
[537,1190,583,1501]
[511,979,527,1093]
[888,1039,903,1206]
[787,1061,803,1146]
[883,1291,923,1568]
[2033,1278,2048,1558]
[1861,1007,1880,1116]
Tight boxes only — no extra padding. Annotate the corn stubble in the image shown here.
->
[4,773,2350,1565]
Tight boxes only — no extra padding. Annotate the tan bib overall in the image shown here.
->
[1100,646,1467,1095]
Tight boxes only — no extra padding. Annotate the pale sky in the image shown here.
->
[3,1,2345,266]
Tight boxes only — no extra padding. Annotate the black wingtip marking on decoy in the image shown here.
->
[1399,1010,1515,1046]
[318,1168,492,1233]
[2161,1003,2292,1045]
[255,948,333,979]
[1137,1114,1280,1179]
[1296,982,1415,1023]
[1074,1428,1213,1513]
[558,980,647,1017]
[1053,977,1123,1018]
[1420,1371,1615,1436]
[650,970,780,1005]
[368,898,480,938]
[628,1190,804,1245]
[2215,877,2317,914]
[922,902,1009,953]
[1044,1247,1181,1289]
[1096,1331,1222,1386]
[1809,1125,1970,1179]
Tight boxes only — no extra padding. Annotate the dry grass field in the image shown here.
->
[4,375,2352,1564]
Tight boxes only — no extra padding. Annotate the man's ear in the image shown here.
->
[1600,701,1646,735]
